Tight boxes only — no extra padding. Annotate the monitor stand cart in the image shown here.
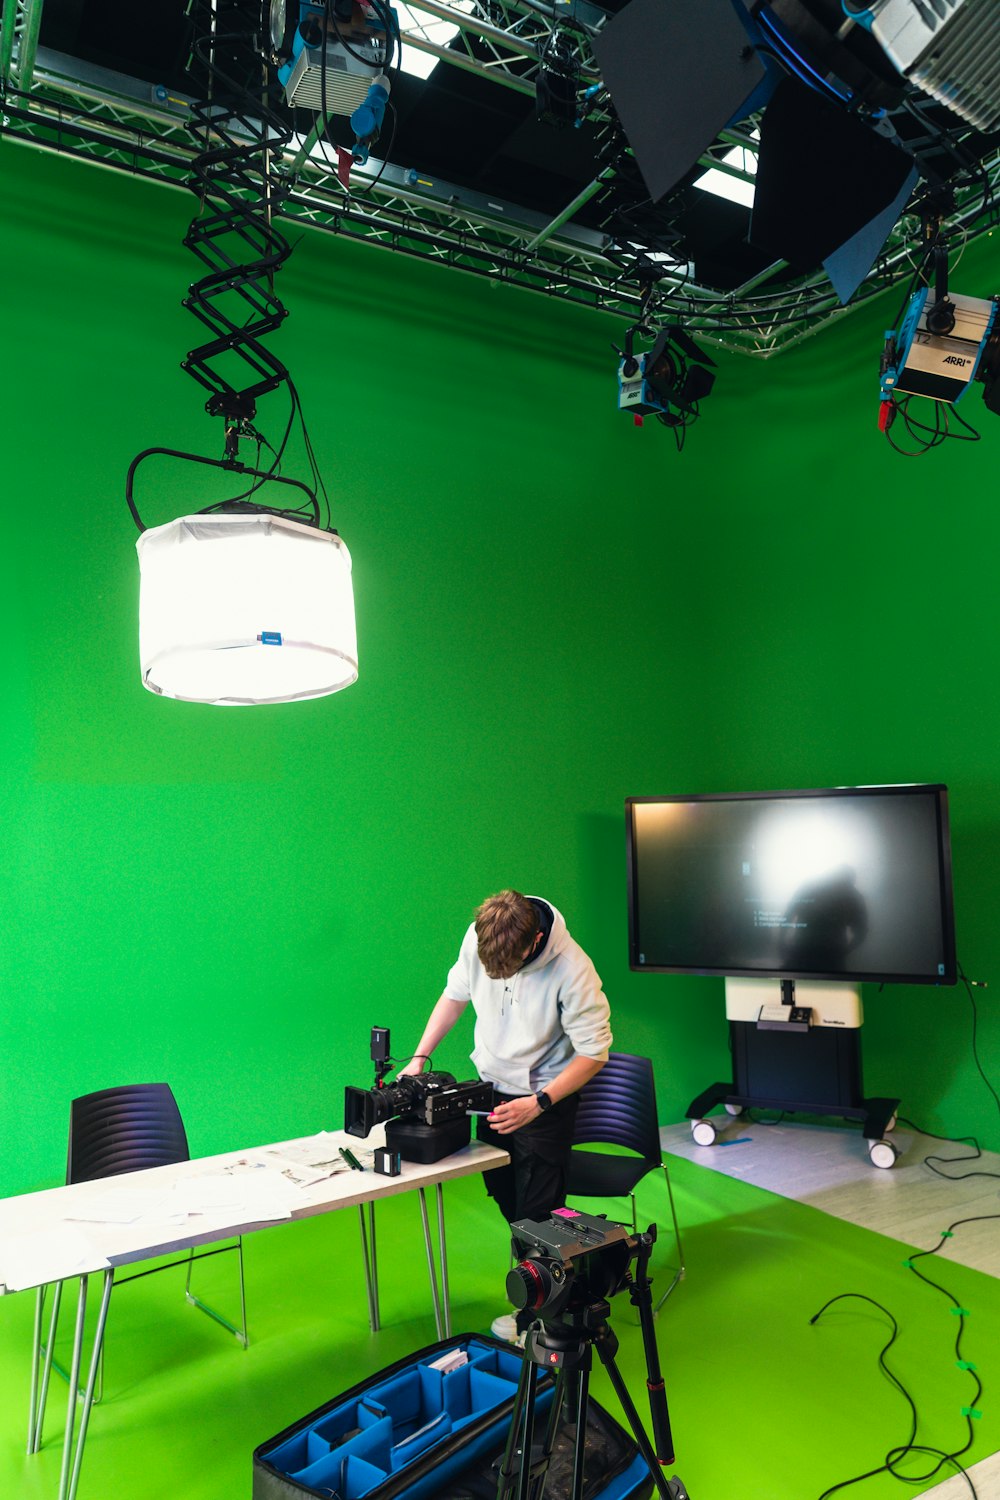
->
[686,979,900,1168]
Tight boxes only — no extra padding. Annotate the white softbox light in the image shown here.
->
[136,512,358,705]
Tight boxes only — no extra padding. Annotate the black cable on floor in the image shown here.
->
[810,1281,981,1499]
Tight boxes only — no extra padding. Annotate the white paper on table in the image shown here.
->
[1,1226,110,1292]
[262,1147,352,1188]
[63,1188,179,1226]
[175,1170,297,1222]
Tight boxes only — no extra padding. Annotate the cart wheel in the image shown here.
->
[691,1119,718,1147]
[869,1139,898,1170]
[724,1103,744,1116]
[885,1112,898,1132]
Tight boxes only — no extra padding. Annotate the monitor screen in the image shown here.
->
[626,785,956,984]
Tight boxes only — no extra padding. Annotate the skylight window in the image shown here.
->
[395,2,475,81]
[693,139,758,209]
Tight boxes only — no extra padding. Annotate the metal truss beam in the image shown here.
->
[2,7,999,358]
[1,0,43,92]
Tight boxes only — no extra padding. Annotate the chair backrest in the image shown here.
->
[67,1083,190,1185]
[571,1052,661,1167]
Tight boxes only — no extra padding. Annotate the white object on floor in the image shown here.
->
[491,1312,518,1342]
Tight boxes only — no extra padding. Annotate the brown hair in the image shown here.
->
[474,890,540,980]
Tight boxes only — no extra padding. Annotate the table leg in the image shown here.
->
[358,1202,380,1332]
[31,1279,63,1454]
[57,1278,87,1500]
[28,1286,43,1454]
[436,1183,451,1340]
[66,1270,113,1500]
[418,1187,445,1341]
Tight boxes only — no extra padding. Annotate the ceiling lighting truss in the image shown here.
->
[2,1,999,358]
[0,0,42,94]
[398,0,601,97]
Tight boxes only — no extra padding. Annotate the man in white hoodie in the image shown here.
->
[401,889,612,1228]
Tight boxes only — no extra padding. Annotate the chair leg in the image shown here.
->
[654,1160,686,1312]
[184,1240,249,1348]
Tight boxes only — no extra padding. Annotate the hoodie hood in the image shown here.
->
[522,896,558,970]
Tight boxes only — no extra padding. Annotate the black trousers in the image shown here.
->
[475,1091,579,1225]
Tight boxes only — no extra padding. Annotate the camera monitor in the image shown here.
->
[626,784,956,985]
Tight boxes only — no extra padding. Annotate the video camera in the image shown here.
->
[506,1208,652,1325]
[344,1071,494,1138]
[344,1025,494,1164]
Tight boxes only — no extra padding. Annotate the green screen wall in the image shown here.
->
[1,140,996,1199]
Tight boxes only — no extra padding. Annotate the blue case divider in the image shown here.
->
[439,1362,472,1423]
[253,1336,562,1500]
[311,1400,388,1447]
[291,1417,392,1485]
[285,1344,527,1488]
[468,1366,518,1411]
[365,1365,443,1439]
[467,1345,524,1383]
[293,1443,389,1497]
[267,1400,388,1475]
[391,1385,556,1500]
[341,1454,387,1500]
[389,1410,452,1469]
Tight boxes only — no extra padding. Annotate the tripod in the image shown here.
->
[495,1231,690,1500]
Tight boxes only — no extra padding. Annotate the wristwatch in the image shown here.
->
[535,1091,553,1112]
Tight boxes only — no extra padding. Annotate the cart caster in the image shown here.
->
[868,1138,898,1170]
[885,1112,898,1132]
[691,1118,718,1146]
[724,1103,744,1116]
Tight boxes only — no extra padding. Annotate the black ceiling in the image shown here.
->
[39,1,606,211]
[31,0,1000,303]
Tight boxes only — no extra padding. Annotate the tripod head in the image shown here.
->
[507,1208,645,1327]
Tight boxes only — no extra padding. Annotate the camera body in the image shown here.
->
[344,1069,495,1164]
[345,1071,493,1136]
[506,1208,644,1323]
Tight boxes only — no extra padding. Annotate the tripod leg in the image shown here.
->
[568,1362,590,1500]
[593,1344,676,1500]
[496,1354,537,1500]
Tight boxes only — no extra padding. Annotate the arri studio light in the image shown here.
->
[127,1,358,707]
[616,321,717,451]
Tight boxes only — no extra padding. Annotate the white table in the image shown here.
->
[0,1125,509,1500]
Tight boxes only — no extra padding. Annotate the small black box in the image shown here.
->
[373,1146,401,1177]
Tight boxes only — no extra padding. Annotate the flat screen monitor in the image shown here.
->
[626,785,956,985]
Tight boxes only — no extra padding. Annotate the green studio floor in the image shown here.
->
[2,1158,997,1500]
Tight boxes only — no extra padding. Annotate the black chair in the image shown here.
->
[38,1083,247,1416]
[565,1052,685,1309]
[67,1081,191,1183]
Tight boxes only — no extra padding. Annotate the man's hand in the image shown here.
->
[397,1058,428,1078]
[487,1095,541,1134]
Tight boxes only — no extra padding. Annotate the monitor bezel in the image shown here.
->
[625,783,957,986]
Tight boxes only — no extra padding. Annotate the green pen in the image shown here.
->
[339,1146,364,1171]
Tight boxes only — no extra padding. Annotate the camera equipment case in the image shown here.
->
[252,1332,654,1500]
